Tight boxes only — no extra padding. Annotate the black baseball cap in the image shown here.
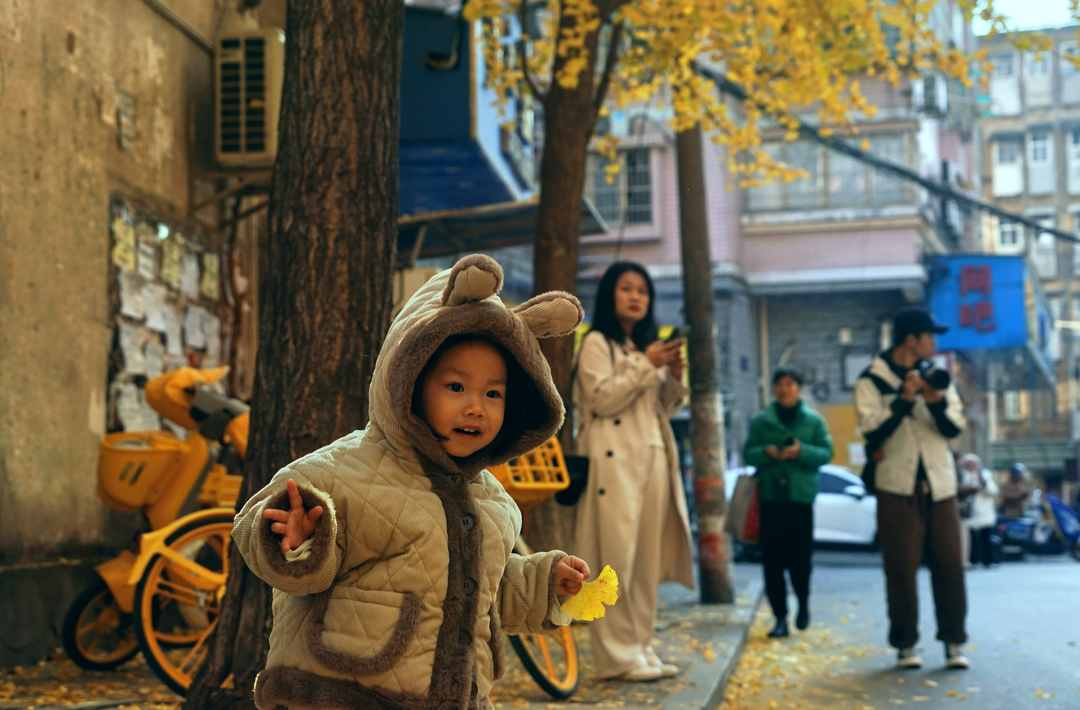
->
[893,306,948,343]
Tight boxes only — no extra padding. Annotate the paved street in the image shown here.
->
[721,554,1080,710]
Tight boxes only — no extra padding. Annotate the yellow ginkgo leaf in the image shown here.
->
[560,565,619,621]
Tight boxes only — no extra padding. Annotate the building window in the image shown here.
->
[1031,134,1050,164]
[1004,391,1026,421]
[829,151,866,207]
[1062,44,1079,77]
[585,148,652,227]
[746,135,908,211]
[785,141,823,209]
[1038,389,1057,420]
[997,142,1019,164]
[993,52,1015,77]
[1034,216,1058,278]
[999,220,1022,247]
[1027,52,1050,76]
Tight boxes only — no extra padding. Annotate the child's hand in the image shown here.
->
[555,556,591,596]
[262,479,324,553]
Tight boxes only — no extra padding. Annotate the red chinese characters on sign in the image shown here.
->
[958,265,996,333]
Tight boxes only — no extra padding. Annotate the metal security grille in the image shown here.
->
[585,148,653,227]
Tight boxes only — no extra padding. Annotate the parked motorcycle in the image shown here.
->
[995,495,1080,562]
[1044,494,1080,562]
[62,367,247,684]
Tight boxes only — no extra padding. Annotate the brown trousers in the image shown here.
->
[877,483,967,649]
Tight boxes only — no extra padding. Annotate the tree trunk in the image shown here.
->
[183,2,402,708]
[526,17,604,555]
[676,126,735,604]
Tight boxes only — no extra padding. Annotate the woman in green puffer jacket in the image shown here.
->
[743,367,834,639]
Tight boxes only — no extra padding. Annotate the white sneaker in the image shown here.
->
[897,647,923,669]
[621,665,664,682]
[945,643,971,669]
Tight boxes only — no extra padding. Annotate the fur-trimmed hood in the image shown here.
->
[368,254,583,478]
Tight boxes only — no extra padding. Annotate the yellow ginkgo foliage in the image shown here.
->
[464,0,1073,185]
[561,565,619,621]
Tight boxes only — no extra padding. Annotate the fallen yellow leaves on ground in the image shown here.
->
[561,565,619,622]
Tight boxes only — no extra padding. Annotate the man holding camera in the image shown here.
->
[855,307,969,670]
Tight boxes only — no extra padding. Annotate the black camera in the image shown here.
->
[781,435,796,449]
[916,360,951,390]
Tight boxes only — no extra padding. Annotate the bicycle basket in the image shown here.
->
[97,432,185,512]
[489,438,570,511]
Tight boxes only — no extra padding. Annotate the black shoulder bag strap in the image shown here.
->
[859,368,898,493]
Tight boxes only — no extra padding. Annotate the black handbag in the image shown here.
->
[555,454,590,506]
[554,334,615,507]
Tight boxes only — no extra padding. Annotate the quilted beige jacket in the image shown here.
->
[233,255,585,710]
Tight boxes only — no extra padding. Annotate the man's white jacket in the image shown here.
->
[854,354,966,502]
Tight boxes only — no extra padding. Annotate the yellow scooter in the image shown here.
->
[62,367,246,696]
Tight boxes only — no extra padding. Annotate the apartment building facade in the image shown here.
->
[979,25,1080,495]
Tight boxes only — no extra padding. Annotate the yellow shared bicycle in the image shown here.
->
[63,367,247,697]
[489,439,581,700]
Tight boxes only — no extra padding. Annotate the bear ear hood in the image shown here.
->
[368,255,584,477]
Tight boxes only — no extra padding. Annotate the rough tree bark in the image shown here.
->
[183,2,402,708]
[676,126,734,603]
[527,4,621,554]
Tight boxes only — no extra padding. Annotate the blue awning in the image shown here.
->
[397,197,607,266]
[399,141,516,217]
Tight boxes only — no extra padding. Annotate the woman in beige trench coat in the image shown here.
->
[573,262,696,682]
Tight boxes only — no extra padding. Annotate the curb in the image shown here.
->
[661,577,764,710]
[0,700,140,710]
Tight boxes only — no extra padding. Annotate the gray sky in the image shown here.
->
[973,0,1076,34]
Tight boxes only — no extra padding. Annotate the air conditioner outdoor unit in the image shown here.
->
[215,27,285,168]
[912,72,949,117]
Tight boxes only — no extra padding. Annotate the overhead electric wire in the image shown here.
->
[695,63,1080,245]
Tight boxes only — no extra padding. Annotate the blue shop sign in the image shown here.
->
[927,255,1027,351]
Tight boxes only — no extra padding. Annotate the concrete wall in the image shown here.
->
[764,291,906,407]
[761,291,908,466]
[0,0,220,664]
[741,224,921,274]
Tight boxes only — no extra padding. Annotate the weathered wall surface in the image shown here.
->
[0,0,226,665]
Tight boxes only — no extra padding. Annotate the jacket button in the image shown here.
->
[462,514,476,531]
[450,474,463,485]
[598,488,606,496]
[463,577,477,596]
[614,419,621,425]
[458,630,472,646]
[606,450,613,457]
[471,682,478,698]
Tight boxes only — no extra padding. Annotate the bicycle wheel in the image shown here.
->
[509,626,579,699]
[509,535,579,699]
[61,578,139,671]
[133,513,233,696]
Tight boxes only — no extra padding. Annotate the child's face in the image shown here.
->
[420,340,507,458]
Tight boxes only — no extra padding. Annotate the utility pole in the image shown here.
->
[676,125,735,603]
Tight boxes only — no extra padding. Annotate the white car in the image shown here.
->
[724,465,878,554]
